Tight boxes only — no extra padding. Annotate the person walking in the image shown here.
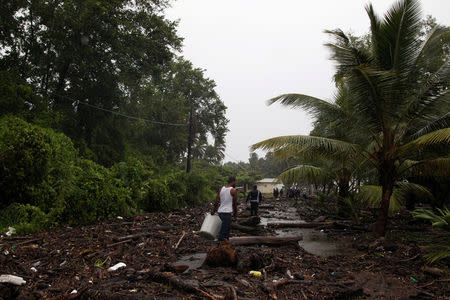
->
[246,185,263,216]
[273,187,279,199]
[211,176,238,242]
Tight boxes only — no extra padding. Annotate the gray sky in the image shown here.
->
[166,0,450,163]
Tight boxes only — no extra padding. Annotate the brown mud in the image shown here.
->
[0,199,449,299]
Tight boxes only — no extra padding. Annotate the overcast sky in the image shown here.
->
[165,0,450,163]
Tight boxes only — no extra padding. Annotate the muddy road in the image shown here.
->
[0,198,448,299]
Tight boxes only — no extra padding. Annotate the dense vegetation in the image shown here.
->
[253,1,449,236]
[0,0,233,233]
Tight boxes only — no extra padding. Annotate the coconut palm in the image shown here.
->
[253,0,450,236]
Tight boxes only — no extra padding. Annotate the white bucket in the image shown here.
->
[199,213,222,240]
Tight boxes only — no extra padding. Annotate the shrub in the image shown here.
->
[0,116,77,217]
[63,159,132,223]
[141,178,177,212]
[0,203,49,235]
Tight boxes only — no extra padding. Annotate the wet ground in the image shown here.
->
[0,198,449,299]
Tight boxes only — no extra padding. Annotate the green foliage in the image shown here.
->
[0,116,77,216]
[421,245,450,263]
[64,159,131,223]
[413,207,450,231]
[413,206,450,263]
[0,203,49,235]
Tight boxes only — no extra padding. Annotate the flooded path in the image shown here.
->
[258,199,343,257]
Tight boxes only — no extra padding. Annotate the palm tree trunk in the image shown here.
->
[375,183,393,236]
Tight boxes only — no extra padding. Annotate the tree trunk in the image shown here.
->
[186,103,194,173]
[375,183,393,236]
[375,130,396,237]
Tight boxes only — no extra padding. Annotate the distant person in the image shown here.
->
[246,185,263,216]
[211,176,238,242]
[280,187,284,199]
[273,187,279,199]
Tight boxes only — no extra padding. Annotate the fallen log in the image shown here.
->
[267,222,332,228]
[237,216,260,227]
[136,268,217,299]
[231,223,259,234]
[229,236,302,246]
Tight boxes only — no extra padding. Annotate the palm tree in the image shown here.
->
[253,0,450,236]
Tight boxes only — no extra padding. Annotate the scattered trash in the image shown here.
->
[0,274,26,285]
[129,288,138,293]
[249,270,262,277]
[4,250,9,255]
[410,276,418,283]
[108,262,126,272]
[6,227,16,236]
[32,261,41,267]
[60,260,67,267]
[30,267,37,273]
[287,269,294,279]
[331,272,335,276]
[70,289,77,294]
[117,216,123,220]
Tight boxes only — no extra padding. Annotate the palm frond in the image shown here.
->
[411,112,450,139]
[368,0,422,71]
[358,182,433,213]
[268,94,345,120]
[412,207,450,230]
[422,245,450,263]
[278,165,327,184]
[400,158,450,177]
[400,128,450,153]
[251,135,360,155]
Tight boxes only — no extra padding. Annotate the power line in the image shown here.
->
[52,93,188,127]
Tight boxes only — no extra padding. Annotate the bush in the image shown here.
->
[64,159,132,223]
[0,203,49,235]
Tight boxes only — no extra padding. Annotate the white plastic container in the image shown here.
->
[199,213,222,240]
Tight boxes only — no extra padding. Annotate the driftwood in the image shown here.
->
[136,268,217,299]
[237,216,260,227]
[423,266,444,277]
[267,222,332,228]
[116,232,153,241]
[231,223,259,234]
[229,236,302,246]
[262,279,305,299]
[107,239,132,248]
[174,230,186,249]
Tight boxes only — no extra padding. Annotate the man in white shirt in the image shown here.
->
[211,176,238,241]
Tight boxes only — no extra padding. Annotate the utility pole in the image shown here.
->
[186,103,194,173]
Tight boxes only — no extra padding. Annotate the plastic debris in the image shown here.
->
[249,270,262,277]
[0,274,26,285]
[30,267,37,273]
[108,262,126,272]
[32,261,41,267]
[287,269,294,279]
[116,216,123,220]
[410,276,418,283]
[6,227,16,236]
[4,250,9,256]
[70,289,77,294]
